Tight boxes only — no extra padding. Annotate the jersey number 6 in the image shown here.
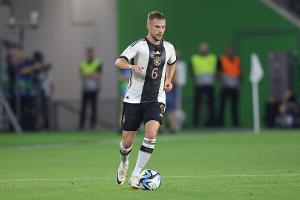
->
[151,68,158,79]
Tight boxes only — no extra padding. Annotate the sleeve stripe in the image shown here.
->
[168,60,176,65]
[119,56,129,62]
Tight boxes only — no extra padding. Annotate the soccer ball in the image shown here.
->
[139,169,162,190]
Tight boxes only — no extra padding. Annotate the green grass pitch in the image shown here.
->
[0,130,300,200]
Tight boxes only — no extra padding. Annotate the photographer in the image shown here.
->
[31,51,54,130]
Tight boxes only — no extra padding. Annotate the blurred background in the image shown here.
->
[0,0,300,133]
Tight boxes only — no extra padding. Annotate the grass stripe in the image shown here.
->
[1,173,300,183]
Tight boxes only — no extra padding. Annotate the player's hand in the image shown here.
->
[164,81,173,92]
[129,65,143,73]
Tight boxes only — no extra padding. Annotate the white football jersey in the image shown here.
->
[119,37,176,104]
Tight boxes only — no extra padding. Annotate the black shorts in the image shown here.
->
[121,102,165,131]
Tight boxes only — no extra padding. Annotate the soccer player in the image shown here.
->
[115,11,176,189]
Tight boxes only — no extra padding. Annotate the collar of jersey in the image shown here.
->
[144,36,163,47]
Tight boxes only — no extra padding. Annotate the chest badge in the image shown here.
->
[153,51,161,67]
[154,56,161,66]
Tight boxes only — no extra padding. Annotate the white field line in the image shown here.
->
[168,173,300,178]
[0,140,118,151]
[0,131,297,151]
[0,134,213,151]
[1,173,300,183]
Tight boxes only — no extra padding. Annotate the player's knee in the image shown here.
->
[122,139,133,149]
[144,120,160,139]
[122,131,136,148]
[145,130,157,140]
[122,137,134,148]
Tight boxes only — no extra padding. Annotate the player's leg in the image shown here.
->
[193,86,201,128]
[231,88,239,127]
[206,86,215,126]
[166,88,178,133]
[90,91,98,129]
[130,120,160,188]
[130,102,163,189]
[116,103,142,185]
[117,130,136,185]
[78,92,88,129]
[218,88,227,126]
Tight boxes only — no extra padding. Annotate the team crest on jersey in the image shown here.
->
[154,56,161,66]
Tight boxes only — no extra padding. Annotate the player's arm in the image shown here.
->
[164,44,176,92]
[164,63,176,92]
[115,57,143,73]
[115,42,144,73]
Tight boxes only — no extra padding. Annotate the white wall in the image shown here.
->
[24,0,118,100]
[0,7,9,33]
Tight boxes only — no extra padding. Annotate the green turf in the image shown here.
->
[0,130,300,200]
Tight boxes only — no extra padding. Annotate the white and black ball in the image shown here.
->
[139,169,162,190]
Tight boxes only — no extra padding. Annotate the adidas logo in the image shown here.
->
[154,51,160,55]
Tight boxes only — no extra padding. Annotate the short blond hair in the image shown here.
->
[147,11,166,23]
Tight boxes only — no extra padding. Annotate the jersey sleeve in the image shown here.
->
[167,44,176,65]
[119,43,138,62]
